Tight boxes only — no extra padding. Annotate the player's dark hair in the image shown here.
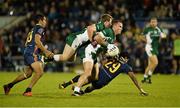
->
[119,51,129,59]
[101,14,113,22]
[34,14,45,23]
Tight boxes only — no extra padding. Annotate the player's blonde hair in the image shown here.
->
[101,14,113,22]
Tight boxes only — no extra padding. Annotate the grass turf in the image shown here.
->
[0,72,180,107]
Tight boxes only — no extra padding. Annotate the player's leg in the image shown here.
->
[23,61,44,96]
[73,61,94,96]
[45,34,79,62]
[142,57,151,83]
[147,55,158,82]
[93,62,100,80]
[53,44,76,62]
[59,62,98,89]
[59,75,81,89]
[84,63,100,94]
[3,66,33,95]
[142,46,153,83]
[142,55,158,83]
[84,85,96,93]
[172,56,178,74]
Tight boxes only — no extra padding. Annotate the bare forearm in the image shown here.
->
[128,72,148,96]
[94,35,108,47]
[128,72,142,91]
[87,25,96,42]
[36,41,47,53]
[35,35,47,53]
[87,29,94,42]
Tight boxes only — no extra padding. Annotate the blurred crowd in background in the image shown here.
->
[0,0,180,74]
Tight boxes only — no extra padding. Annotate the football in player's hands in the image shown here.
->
[107,44,119,57]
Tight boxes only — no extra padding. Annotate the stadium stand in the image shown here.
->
[0,0,179,74]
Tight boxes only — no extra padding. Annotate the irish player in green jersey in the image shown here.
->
[140,17,166,83]
[72,20,123,96]
[43,14,113,63]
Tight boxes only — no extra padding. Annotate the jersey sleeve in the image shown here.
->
[142,27,149,36]
[156,27,164,33]
[102,28,115,43]
[35,28,44,36]
[96,21,105,32]
[156,27,166,38]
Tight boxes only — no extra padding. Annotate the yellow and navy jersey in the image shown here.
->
[24,24,45,55]
[101,59,132,80]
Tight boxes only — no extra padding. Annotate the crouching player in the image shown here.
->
[60,52,148,96]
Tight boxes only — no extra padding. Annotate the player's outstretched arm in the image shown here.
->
[128,72,148,96]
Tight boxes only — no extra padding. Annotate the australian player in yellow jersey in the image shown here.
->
[3,14,53,96]
[59,52,148,96]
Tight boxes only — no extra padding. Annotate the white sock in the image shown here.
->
[74,86,80,92]
[53,55,60,61]
[148,70,152,76]
[144,74,148,78]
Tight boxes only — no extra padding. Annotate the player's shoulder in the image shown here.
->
[143,26,153,35]
[96,21,103,25]
[102,28,113,34]
[96,21,105,31]
[144,26,152,31]
[155,26,163,31]
[34,25,45,35]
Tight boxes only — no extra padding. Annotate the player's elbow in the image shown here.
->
[94,35,103,44]
[87,25,96,41]
[87,25,95,32]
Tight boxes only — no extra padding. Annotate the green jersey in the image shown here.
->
[101,28,116,43]
[96,21,105,32]
[143,26,164,56]
[66,21,106,50]
[79,28,116,63]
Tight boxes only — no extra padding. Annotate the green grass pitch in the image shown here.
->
[0,72,180,107]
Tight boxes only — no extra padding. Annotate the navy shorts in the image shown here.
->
[24,53,41,66]
[92,68,111,89]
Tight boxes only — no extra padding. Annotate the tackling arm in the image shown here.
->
[94,32,108,46]
[87,24,96,42]
[128,72,148,96]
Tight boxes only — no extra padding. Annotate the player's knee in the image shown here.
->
[24,72,32,79]
[36,71,44,77]
[84,70,92,77]
[61,55,70,61]
[26,73,32,78]
[153,61,158,67]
